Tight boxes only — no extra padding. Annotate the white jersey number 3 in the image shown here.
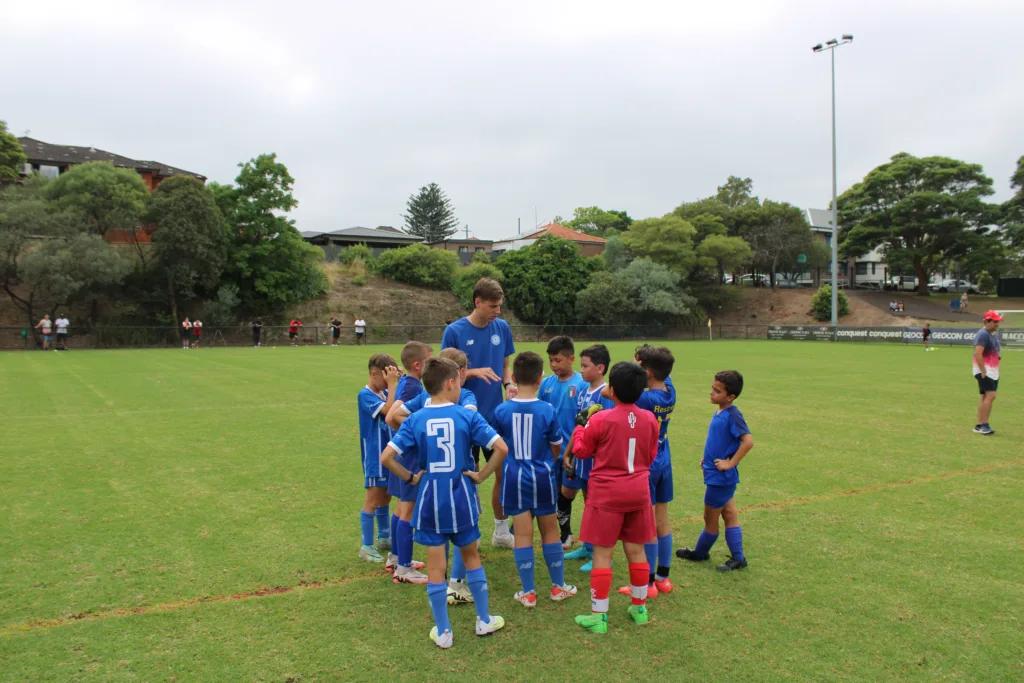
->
[427,418,457,473]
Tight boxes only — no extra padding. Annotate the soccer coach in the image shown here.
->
[441,278,517,549]
[972,310,1003,435]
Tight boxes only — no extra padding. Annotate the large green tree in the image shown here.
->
[576,259,697,326]
[403,183,459,243]
[697,234,754,283]
[557,206,633,236]
[714,175,758,209]
[744,201,812,287]
[148,176,227,324]
[495,236,595,325]
[0,121,27,182]
[1002,155,1024,270]
[40,161,149,235]
[839,153,996,294]
[622,215,698,275]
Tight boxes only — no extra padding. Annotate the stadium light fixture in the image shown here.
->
[813,35,854,327]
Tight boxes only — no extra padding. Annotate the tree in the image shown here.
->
[803,240,833,287]
[715,175,758,209]
[622,215,698,275]
[601,234,631,271]
[40,161,149,236]
[1001,155,1024,267]
[148,176,227,324]
[403,183,459,243]
[744,201,812,287]
[839,153,996,294]
[698,234,753,283]
[562,206,633,236]
[811,284,850,321]
[495,236,595,325]
[576,259,697,326]
[0,121,27,182]
[369,243,460,290]
[452,261,503,310]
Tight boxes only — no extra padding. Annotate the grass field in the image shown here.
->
[1,341,1021,681]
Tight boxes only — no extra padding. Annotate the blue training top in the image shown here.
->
[441,317,515,424]
[635,376,676,472]
[540,371,588,444]
[494,398,564,512]
[702,405,750,487]
[401,388,478,414]
[574,383,615,481]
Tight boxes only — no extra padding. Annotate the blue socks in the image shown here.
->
[397,520,414,567]
[541,542,565,587]
[375,506,390,542]
[390,514,399,553]
[644,542,658,584]
[657,534,673,578]
[514,547,535,594]
[451,545,467,581]
[725,526,745,562]
[467,567,490,622]
[359,511,374,546]
[583,542,593,554]
[426,582,451,635]
[694,530,719,558]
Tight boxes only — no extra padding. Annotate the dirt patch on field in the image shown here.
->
[709,288,928,327]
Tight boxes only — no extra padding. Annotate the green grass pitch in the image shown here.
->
[1,341,1020,681]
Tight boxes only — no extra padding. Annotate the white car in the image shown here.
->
[928,279,977,294]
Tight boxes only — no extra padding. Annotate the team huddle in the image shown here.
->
[356,278,755,648]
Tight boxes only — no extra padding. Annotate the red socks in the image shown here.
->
[628,562,650,606]
[590,568,612,613]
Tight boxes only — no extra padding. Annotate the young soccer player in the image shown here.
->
[389,347,479,605]
[571,361,660,633]
[383,341,434,583]
[677,370,754,571]
[357,354,402,562]
[539,336,588,549]
[563,344,615,571]
[381,357,509,649]
[494,351,578,608]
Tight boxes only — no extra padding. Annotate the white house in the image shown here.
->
[805,208,888,288]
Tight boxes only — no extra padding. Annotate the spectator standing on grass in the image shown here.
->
[354,316,366,345]
[55,314,70,350]
[251,317,263,347]
[289,318,303,346]
[961,291,969,314]
[34,314,53,351]
[192,319,203,348]
[922,323,932,351]
[181,318,192,349]
[972,311,1003,436]
[330,316,343,346]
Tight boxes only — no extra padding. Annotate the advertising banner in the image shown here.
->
[766,325,1024,346]
[766,325,833,341]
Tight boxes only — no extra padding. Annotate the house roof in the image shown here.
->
[17,137,206,180]
[806,208,835,231]
[429,237,495,245]
[302,227,422,243]
[523,222,608,244]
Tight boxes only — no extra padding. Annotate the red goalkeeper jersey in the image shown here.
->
[571,404,658,512]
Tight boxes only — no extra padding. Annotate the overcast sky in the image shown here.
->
[5,0,1023,239]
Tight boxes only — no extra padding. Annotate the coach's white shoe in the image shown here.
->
[429,627,453,649]
[447,579,474,605]
[393,565,428,584]
[491,531,515,549]
[475,615,505,636]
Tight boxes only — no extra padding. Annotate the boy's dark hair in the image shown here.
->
[609,361,648,404]
[423,357,460,395]
[400,341,433,370]
[637,346,674,381]
[368,353,398,372]
[438,347,468,369]
[580,344,611,375]
[512,351,544,386]
[546,335,575,357]
[634,343,656,365]
[715,370,744,398]
[473,278,504,303]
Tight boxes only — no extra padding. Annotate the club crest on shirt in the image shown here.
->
[491,334,501,346]
[628,412,637,429]
[569,386,577,397]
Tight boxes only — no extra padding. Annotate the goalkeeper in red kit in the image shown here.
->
[570,361,660,633]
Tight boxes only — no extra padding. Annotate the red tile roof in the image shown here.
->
[524,223,608,244]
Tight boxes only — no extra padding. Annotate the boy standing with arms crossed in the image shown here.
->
[571,362,660,633]
[677,371,754,571]
[382,357,509,649]
[494,351,578,607]
[356,354,401,562]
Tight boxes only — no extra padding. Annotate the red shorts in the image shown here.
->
[579,505,655,547]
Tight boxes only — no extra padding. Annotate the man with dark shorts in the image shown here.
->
[289,318,303,346]
[972,311,1003,435]
[329,316,343,345]
[192,318,203,348]
[354,316,366,345]
[55,314,70,350]
[922,323,931,351]
[251,317,263,347]
[441,278,517,548]
[180,318,192,349]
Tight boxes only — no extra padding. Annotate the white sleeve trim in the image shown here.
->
[485,434,500,450]
[465,404,478,411]
[387,441,403,455]
[549,437,564,446]
[398,403,412,415]
[371,402,386,419]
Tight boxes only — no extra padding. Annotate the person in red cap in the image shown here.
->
[972,311,1003,435]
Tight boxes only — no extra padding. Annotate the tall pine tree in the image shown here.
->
[403,183,459,242]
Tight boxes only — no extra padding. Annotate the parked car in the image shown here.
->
[928,279,977,294]
[885,275,918,291]
[737,274,770,287]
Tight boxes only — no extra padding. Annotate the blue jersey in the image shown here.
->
[494,399,564,512]
[540,372,587,444]
[401,388,478,415]
[357,386,392,480]
[702,405,750,487]
[396,375,423,404]
[441,317,515,424]
[574,383,615,480]
[388,403,500,534]
[635,377,676,472]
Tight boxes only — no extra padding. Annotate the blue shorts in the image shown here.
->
[704,484,737,509]
[414,525,481,548]
[504,503,557,518]
[387,470,418,502]
[649,465,674,505]
[561,469,587,491]
[365,476,389,489]
[43,334,52,341]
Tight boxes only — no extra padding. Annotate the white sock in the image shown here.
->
[495,518,509,535]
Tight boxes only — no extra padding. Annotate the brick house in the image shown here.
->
[428,237,494,264]
[491,222,608,257]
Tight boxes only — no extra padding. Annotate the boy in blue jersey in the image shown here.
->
[441,278,518,549]
[384,341,433,584]
[356,353,402,562]
[494,351,578,608]
[388,348,479,605]
[539,335,587,549]
[381,357,510,649]
[563,344,615,571]
[677,370,754,571]
[618,345,676,598]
